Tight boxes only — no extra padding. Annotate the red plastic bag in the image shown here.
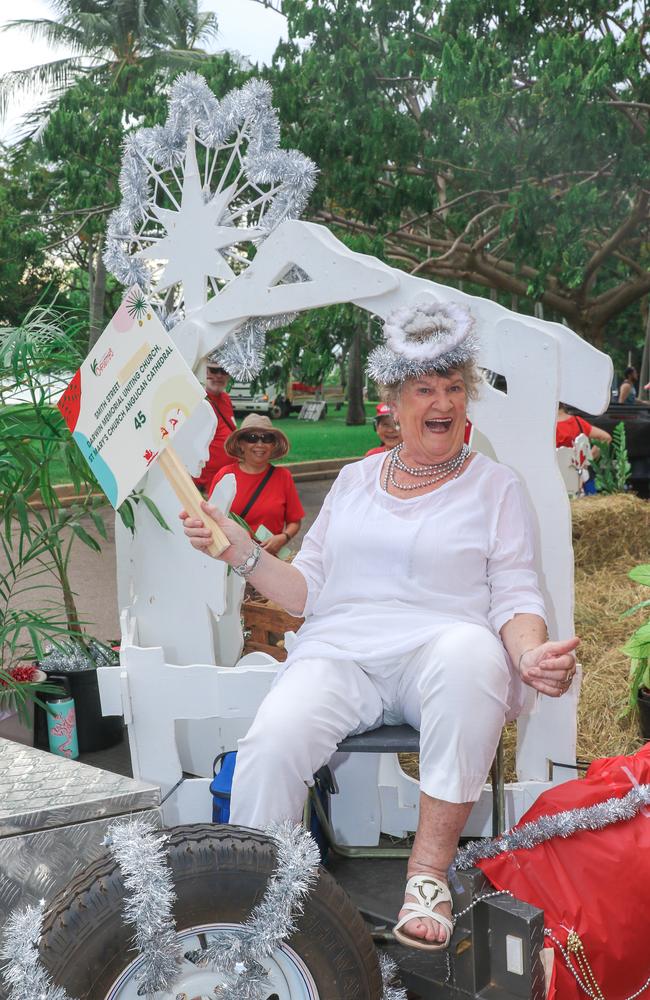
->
[479,744,650,999]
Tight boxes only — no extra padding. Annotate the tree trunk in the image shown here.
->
[639,300,650,402]
[339,355,347,400]
[88,240,107,351]
[346,325,366,425]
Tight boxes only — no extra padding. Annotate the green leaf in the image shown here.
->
[629,565,650,588]
[621,599,650,618]
[137,493,170,531]
[118,499,135,534]
[69,521,102,552]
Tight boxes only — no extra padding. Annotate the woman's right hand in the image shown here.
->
[179,501,254,566]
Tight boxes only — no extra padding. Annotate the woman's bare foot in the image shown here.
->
[396,865,452,945]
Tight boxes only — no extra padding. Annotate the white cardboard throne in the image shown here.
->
[98,219,612,839]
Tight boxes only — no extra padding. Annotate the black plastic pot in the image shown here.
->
[35,667,123,753]
[638,688,650,741]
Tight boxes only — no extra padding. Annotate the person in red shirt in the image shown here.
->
[194,364,237,493]
[365,402,403,456]
[555,404,611,451]
[210,414,304,556]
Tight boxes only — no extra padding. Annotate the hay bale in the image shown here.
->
[399,494,650,784]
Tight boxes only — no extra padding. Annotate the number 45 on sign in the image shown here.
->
[57,285,228,556]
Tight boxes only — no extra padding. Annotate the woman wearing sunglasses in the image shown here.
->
[209,414,304,556]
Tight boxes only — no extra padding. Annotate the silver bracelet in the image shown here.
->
[232,543,261,577]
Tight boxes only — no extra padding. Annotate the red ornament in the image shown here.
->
[8,664,38,684]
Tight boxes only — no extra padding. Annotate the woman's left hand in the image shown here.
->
[518,637,580,697]
[260,534,287,556]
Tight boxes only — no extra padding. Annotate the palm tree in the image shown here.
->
[0,0,220,125]
[0,0,220,348]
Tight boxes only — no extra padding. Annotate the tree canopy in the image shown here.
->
[261,0,650,348]
[0,0,648,379]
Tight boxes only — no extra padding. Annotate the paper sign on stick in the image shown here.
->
[57,286,229,555]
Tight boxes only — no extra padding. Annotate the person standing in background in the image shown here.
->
[194,365,236,494]
[365,402,402,456]
[555,404,611,453]
[211,414,304,557]
[618,367,639,405]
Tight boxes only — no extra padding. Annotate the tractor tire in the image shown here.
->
[39,824,383,1000]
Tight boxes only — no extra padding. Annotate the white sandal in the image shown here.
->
[392,873,454,952]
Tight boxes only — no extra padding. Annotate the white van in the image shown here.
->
[228,382,284,418]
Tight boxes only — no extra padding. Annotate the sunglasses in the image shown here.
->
[206,367,227,376]
[240,432,277,445]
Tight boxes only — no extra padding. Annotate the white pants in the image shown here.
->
[230,622,510,828]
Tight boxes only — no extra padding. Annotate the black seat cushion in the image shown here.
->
[337,724,420,754]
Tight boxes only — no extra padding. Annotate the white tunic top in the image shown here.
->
[289,452,546,676]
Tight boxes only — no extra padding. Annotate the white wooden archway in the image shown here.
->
[109,213,612,832]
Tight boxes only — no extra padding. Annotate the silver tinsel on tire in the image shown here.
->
[186,821,321,1000]
[106,818,183,996]
[0,905,76,1000]
[454,782,650,870]
[379,952,408,1000]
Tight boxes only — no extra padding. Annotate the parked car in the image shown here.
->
[227,381,284,418]
[228,381,343,418]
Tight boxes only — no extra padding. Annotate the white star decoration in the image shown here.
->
[104,73,317,375]
[136,133,263,306]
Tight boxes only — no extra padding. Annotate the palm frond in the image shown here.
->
[1,18,88,54]
[0,59,85,120]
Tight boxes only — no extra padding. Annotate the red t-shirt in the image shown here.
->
[365,445,388,456]
[556,415,592,448]
[210,463,305,536]
[193,391,236,491]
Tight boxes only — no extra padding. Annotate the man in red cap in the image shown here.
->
[365,402,402,456]
[193,365,237,493]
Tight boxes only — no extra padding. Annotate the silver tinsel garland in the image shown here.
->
[245,821,321,963]
[210,265,309,380]
[187,822,321,1000]
[104,73,317,381]
[379,952,409,1000]
[455,783,650,870]
[106,818,183,996]
[367,300,478,386]
[39,639,118,673]
[0,904,76,1000]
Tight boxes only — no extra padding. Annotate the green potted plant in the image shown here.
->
[0,528,76,744]
[590,421,631,494]
[621,564,650,739]
[0,306,125,749]
[0,305,168,751]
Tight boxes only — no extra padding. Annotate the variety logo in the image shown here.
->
[90,348,115,377]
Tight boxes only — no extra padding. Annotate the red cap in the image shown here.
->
[375,403,392,417]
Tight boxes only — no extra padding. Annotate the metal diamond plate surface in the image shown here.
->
[0,737,160,836]
[0,810,162,1000]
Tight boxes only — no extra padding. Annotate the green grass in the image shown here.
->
[3,401,382,487]
[273,402,380,464]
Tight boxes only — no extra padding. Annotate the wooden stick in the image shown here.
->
[158,445,230,557]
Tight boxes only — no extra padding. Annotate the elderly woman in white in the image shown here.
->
[182,301,579,952]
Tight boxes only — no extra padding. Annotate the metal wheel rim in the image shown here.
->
[104,922,320,1000]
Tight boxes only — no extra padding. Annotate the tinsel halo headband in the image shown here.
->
[367,299,478,386]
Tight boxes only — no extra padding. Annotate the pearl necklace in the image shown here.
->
[383,443,470,492]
